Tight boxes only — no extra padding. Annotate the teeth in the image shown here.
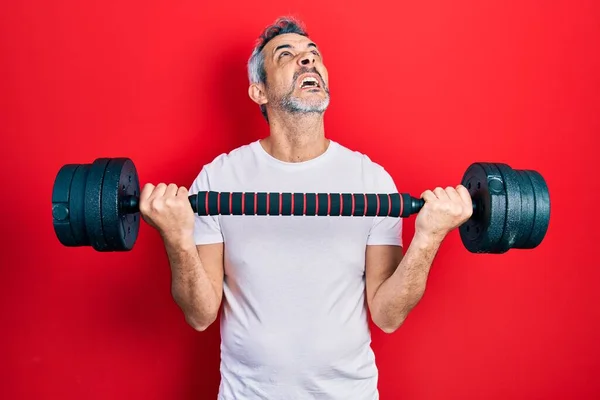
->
[301,76,319,87]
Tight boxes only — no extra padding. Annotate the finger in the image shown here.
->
[455,185,472,206]
[165,183,178,197]
[177,186,189,196]
[139,183,155,204]
[421,190,436,203]
[444,186,461,203]
[152,183,168,198]
[433,187,449,200]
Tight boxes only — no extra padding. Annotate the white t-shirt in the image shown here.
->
[189,139,403,400]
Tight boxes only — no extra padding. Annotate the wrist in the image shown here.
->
[162,229,196,250]
[412,230,445,249]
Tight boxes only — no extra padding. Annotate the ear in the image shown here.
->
[248,82,268,106]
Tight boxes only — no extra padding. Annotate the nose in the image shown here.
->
[298,51,316,67]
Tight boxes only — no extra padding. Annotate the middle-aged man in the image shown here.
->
[139,16,472,400]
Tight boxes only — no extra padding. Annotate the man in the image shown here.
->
[139,16,472,400]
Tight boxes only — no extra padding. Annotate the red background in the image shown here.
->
[1,1,598,399]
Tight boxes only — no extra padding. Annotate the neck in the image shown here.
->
[261,111,329,163]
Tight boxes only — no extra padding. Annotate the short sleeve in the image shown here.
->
[367,167,403,247]
[189,167,224,245]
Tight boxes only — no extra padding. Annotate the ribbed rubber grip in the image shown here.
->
[188,192,423,218]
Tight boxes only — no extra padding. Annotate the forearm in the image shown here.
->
[371,233,443,332]
[163,234,220,330]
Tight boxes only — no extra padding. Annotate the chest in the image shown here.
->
[211,160,380,276]
[219,212,372,267]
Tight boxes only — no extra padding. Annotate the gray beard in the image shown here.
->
[277,66,331,115]
[280,89,330,115]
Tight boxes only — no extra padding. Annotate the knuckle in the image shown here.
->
[151,199,163,211]
[444,203,455,213]
[138,202,149,215]
[164,197,176,207]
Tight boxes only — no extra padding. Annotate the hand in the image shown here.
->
[414,185,473,243]
[138,183,195,241]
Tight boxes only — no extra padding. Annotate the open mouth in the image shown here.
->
[299,76,321,90]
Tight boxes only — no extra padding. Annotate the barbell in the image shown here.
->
[51,157,550,254]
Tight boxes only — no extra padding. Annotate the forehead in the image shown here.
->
[263,33,318,54]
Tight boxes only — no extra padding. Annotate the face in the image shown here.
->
[251,33,330,117]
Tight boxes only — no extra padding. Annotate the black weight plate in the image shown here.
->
[522,170,550,249]
[85,158,111,251]
[68,164,92,247]
[101,158,140,251]
[513,170,536,249]
[459,162,507,253]
[51,164,80,246]
[496,163,523,252]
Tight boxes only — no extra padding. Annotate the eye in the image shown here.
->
[279,51,292,58]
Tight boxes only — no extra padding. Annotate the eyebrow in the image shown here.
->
[273,42,318,54]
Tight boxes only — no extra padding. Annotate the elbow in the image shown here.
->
[186,318,208,332]
[185,311,218,332]
[374,316,406,334]
[188,321,211,332]
[172,291,220,332]
[371,306,407,334]
[381,322,402,334]
[372,290,426,334]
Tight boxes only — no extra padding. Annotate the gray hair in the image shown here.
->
[247,16,309,121]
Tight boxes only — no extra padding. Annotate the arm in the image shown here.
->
[139,164,226,332]
[366,185,473,333]
[165,237,224,331]
[365,234,441,333]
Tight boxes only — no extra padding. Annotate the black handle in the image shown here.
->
[121,192,426,217]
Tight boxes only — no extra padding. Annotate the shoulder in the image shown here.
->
[202,141,257,173]
[333,141,395,184]
[189,141,258,188]
[198,141,261,177]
